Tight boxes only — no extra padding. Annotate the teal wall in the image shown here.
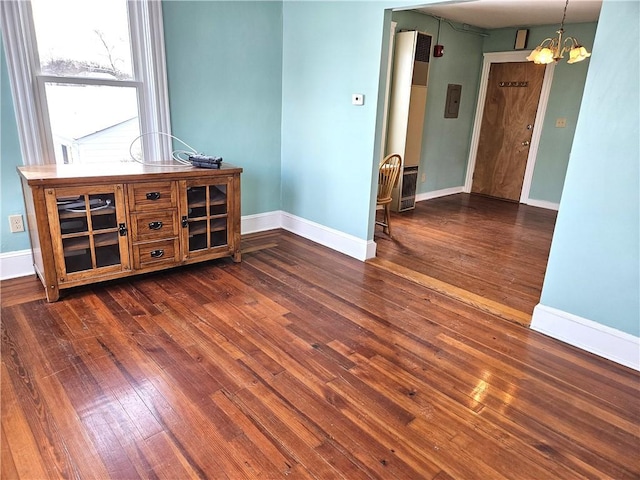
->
[539,0,639,336]
[279,1,430,240]
[0,35,30,252]
[391,10,483,194]
[484,22,597,204]
[162,1,283,216]
[281,1,385,239]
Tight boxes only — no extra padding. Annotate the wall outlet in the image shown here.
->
[9,214,25,233]
[421,173,427,183]
[555,117,567,128]
[352,93,364,106]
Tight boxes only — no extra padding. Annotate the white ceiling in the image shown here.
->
[413,0,602,29]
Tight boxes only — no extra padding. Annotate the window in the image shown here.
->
[1,0,171,165]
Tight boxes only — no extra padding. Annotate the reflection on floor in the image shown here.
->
[373,193,557,324]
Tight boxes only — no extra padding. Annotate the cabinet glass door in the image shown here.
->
[46,185,129,279]
[183,180,230,256]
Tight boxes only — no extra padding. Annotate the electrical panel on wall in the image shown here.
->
[445,84,462,119]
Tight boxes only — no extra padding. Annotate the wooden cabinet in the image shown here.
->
[18,163,242,302]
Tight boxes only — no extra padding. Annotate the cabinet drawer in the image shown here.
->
[133,238,180,269]
[130,210,179,242]
[128,181,176,212]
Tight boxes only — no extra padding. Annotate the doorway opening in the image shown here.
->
[374,46,557,325]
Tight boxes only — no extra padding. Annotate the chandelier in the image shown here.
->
[526,0,591,65]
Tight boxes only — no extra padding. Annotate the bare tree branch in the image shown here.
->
[94,29,119,76]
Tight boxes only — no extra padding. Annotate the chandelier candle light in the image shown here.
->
[526,0,591,64]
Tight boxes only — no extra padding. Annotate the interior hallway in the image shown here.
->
[373,193,557,325]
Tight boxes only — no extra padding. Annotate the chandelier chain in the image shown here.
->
[560,0,569,30]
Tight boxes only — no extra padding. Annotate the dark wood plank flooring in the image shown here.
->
[375,194,557,320]
[2,220,639,478]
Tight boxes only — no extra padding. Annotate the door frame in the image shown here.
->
[379,21,398,163]
[463,51,555,203]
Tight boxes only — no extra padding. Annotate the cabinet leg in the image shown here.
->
[45,285,60,302]
[233,250,242,263]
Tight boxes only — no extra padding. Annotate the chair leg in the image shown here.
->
[384,204,392,237]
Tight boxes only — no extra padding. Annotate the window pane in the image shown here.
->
[32,0,133,80]
[45,83,141,164]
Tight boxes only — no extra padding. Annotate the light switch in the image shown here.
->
[352,94,364,106]
[555,117,567,128]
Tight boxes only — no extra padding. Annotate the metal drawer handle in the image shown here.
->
[148,221,163,230]
[146,192,161,201]
[118,223,127,236]
[150,249,164,258]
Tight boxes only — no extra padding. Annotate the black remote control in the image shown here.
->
[189,154,223,169]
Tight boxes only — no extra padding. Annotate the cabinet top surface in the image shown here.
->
[18,162,243,186]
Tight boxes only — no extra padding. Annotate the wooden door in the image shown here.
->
[471,62,545,201]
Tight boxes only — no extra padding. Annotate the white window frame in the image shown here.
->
[0,0,172,166]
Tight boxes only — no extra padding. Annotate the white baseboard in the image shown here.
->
[243,210,375,260]
[416,186,464,203]
[526,198,560,211]
[0,249,35,280]
[531,304,640,371]
[413,187,560,212]
[241,210,283,235]
[281,212,376,261]
[241,210,376,261]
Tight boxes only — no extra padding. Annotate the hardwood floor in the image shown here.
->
[2,225,639,478]
[375,194,558,321]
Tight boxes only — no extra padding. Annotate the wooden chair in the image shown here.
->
[376,153,402,237]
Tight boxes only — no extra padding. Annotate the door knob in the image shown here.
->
[521,140,530,146]
[526,124,533,130]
